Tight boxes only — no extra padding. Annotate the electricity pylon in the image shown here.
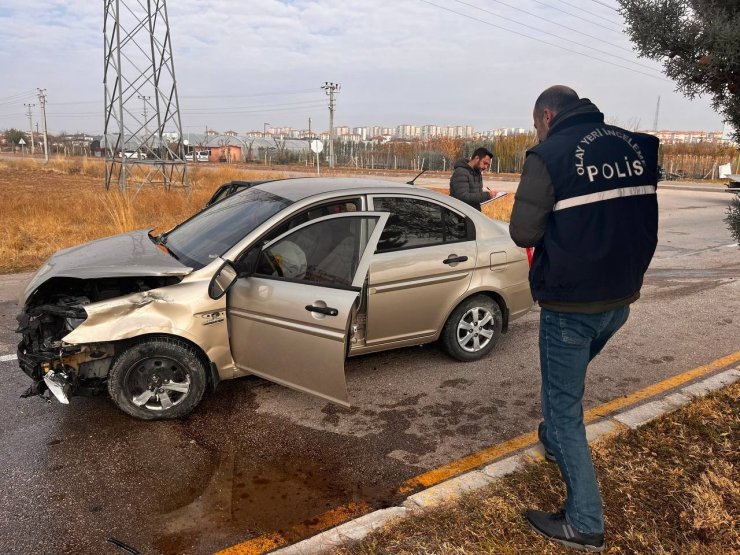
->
[103,0,188,193]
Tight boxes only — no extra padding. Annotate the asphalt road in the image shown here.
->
[0,187,737,555]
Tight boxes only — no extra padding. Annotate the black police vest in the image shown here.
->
[527,114,659,304]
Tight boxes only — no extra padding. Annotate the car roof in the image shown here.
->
[252,177,416,202]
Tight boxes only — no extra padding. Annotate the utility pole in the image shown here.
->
[652,96,661,131]
[321,81,340,168]
[138,94,151,147]
[36,89,49,162]
[24,103,36,155]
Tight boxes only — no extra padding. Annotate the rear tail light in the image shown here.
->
[525,247,534,267]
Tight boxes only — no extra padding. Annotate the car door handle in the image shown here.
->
[305,305,339,316]
[443,255,468,265]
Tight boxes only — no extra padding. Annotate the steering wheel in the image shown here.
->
[264,251,284,277]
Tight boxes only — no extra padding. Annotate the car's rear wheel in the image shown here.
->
[440,295,502,361]
[107,337,207,420]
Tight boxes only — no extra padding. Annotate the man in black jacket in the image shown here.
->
[510,85,659,553]
[449,147,493,209]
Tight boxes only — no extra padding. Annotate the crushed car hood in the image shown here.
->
[21,229,193,305]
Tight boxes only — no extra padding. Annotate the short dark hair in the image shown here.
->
[534,85,580,118]
[471,147,493,160]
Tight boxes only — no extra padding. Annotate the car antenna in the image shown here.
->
[406,168,426,186]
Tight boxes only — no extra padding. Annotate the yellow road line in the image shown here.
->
[584,350,740,421]
[215,533,286,555]
[219,350,740,554]
[398,431,539,493]
[401,350,740,493]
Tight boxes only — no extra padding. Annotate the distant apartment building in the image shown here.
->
[353,127,369,140]
[267,126,295,138]
[420,125,441,139]
[295,129,315,139]
[648,129,733,145]
[396,124,420,139]
[440,126,474,138]
[334,126,350,137]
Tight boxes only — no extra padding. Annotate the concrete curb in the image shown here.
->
[271,508,409,555]
[269,366,739,554]
[658,183,738,193]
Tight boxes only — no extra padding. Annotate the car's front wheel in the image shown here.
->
[440,295,502,361]
[107,337,208,420]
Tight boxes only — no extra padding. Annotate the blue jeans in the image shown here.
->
[538,305,630,534]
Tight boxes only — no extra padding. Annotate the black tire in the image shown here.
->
[107,337,208,420]
[440,295,503,362]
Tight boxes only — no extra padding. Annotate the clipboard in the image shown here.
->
[480,191,509,206]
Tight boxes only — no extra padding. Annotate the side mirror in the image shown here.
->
[208,261,238,300]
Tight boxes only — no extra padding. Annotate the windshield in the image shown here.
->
[164,187,292,268]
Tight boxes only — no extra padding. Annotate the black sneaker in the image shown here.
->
[525,509,605,552]
[537,421,557,462]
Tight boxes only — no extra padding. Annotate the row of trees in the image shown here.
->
[252,134,538,173]
[660,142,739,179]
[1,128,92,156]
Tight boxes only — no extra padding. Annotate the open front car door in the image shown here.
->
[227,212,390,406]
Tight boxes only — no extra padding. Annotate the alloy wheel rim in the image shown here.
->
[456,306,495,352]
[126,356,191,411]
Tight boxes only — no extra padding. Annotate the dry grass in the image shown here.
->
[426,186,515,222]
[0,158,286,273]
[0,158,515,274]
[333,383,739,555]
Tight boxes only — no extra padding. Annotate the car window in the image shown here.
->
[164,187,292,269]
[372,197,469,252]
[262,199,361,243]
[255,215,370,288]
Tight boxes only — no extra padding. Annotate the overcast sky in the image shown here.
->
[0,0,727,136]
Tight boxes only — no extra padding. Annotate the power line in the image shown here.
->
[0,89,37,102]
[183,100,327,113]
[0,90,37,106]
[590,0,620,13]
[418,1,666,81]
[181,89,318,100]
[483,0,633,53]
[33,90,322,107]
[551,0,623,26]
[453,0,657,73]
[10,101,328,119]
[530,0,623,34]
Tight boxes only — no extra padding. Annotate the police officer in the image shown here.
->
[509,85,659,552]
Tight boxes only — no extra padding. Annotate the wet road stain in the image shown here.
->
[377,393,427,408]
[152,448,401,553]
[439,378,472,389]
[144,380,415,554]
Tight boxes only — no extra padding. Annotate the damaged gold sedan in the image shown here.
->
[16,178,533,420]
